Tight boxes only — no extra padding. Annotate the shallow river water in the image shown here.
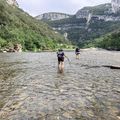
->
[0,50,120,120]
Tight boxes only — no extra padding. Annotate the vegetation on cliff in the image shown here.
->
[97,31,120,50]
[83,30,120,50]
[43,4,120,50]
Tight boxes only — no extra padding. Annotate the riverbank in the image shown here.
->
[1,47,120,53]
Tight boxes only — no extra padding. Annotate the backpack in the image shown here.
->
[57,51,64,58]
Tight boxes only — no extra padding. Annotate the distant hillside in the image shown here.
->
[86,30,120,50]
[76,3,112,16]
[35,12,72,21]
[38,3,120,48]
[0,0,69,51]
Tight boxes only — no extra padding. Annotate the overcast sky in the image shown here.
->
[16,0,111,17]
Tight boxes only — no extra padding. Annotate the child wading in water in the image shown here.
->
[57,49,68,73]
[75,48,80,59]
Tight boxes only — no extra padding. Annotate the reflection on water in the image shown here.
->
[0,50,120,120]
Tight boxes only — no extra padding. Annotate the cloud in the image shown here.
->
[16,0,111,16]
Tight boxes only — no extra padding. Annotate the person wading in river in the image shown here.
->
[57,49,69,73]
[75,48,80,59]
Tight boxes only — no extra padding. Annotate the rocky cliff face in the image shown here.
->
[75,3,120,23]
[111,0,120,13]
[44,3,120,45]
[36,12,71,21]
[76,9,89,19]
[6,0,18,7]
[36,2,120,22]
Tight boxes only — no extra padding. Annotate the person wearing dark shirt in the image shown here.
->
[75,48,80,59]
[57,49,68,73]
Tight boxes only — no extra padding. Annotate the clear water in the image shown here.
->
[0,50,120,120]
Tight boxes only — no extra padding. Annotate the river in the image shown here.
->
[0,50,120,120]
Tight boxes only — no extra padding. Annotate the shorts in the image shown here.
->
[76,52,80,55]
[58,57,64,62]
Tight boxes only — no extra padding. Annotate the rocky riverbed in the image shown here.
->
[0,50,120,120]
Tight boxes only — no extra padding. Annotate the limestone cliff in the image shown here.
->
[111,0,120,13]
[36,12,71,21]
[6,0,18,7]
[75,3,120,22]
[43,3,120,45]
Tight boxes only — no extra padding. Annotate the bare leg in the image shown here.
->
[76,54,78,59]
[76,54,80,59]
[58,61,64,73]
[78,54,80,59]
[61,62,64,73]
[58,61,61,71]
